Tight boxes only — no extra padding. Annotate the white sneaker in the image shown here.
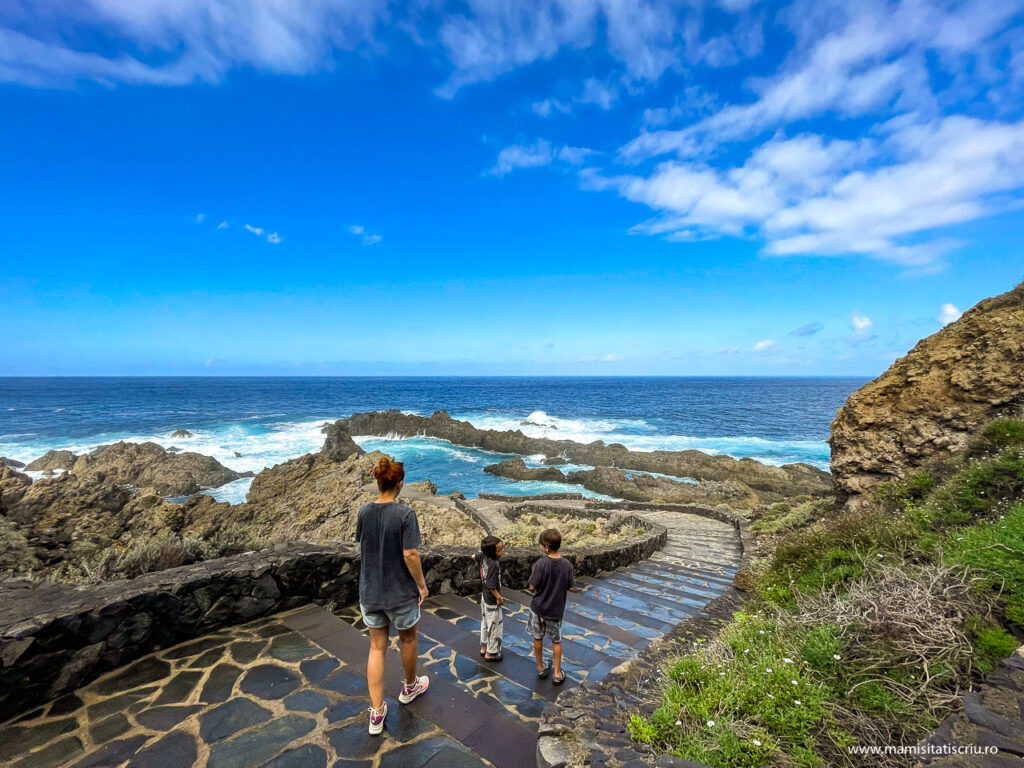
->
[368,701,388,735]
[398,674,430,704]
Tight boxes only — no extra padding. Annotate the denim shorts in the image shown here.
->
[528,609,562,643]
[360,601,421,631]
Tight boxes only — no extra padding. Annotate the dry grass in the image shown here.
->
[497,512,644,548]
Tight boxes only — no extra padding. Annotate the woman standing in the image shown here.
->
[356,456,430,735]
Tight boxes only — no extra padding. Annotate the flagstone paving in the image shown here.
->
[1,509,741,768]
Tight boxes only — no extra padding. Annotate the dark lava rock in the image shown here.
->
[325,698,368,723]
[268,634,319,662]
[284,690,329,714]
[483,458,566,483]
[376,738,453,768]
[200,698,273,743]
[326,727,386,760]
[238,664,301,699]
[228,640,266,664]
[0,718,79,762]
[200,664,243,704]
[86,687,159,720]
[126,731,197,768]
[319,669,366,697]
[164,636,229,660]
[91,656,170,696]
[0,456,26,469]
[262,745,328,768]
[12,736,83,768]
[299,657,339,684]
[171,430,193,439]
[135,705,204,731]
[88,713,132,744]
[206,715,315,768]
[152,672,203,706]
[68,735,150,768]
[187,647,226,669]
[320,423,364,462]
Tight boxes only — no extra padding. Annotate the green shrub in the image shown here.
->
[945,503,1024,626]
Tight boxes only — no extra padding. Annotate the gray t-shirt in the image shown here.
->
[529,556,575,620]
[356,502,422,611]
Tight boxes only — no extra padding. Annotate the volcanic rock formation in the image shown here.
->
[483,458,567,482]
[830,281,1024,512]
[339,410,831,498]
[70,442,247,496]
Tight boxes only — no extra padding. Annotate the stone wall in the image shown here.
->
[0,509,666,723]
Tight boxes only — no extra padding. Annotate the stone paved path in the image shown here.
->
[916,649,1024,767]
[1,509,741,768]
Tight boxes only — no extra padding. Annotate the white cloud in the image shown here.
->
[490,139,554,175]
[0,1,389,87]
[939,303,962,324]
[848,312,875,345]
[196,213,206,223]
[601,353,623,362]
[244,223,282,244]
[579,78,618,109]
[598,115,1024,266]
[751,338,776,352]
[348,225,381,245]
[532,98,571,117]
[217,221,229,230]
[491,139,595,175]
[620,0,1023,162]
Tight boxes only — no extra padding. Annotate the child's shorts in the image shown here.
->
[528,609,563,643]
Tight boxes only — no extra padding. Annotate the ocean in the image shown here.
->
[0,377,866,502]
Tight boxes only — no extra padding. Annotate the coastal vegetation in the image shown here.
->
[496,512,646,549]
[629,416,1024,768]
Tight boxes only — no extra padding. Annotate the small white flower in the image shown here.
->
[707,720,715,727]
[676,719,682,726]
[767,693,774,699]
[744,649,750,654]
[765,668,773,673]
[876,553,884,558]
[791,679,799,686]
[783,658,794,664]
[794,699,801,705]
[759,630,765,635]
[752,739,762,747]
[833,654,841,660]
[719,672,726,676]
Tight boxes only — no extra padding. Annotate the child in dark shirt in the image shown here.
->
[472,535,504,661]
[527,528,575,685]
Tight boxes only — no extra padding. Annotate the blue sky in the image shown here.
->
[1,0,1022,376]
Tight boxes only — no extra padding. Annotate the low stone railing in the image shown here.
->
[0,508,666,723]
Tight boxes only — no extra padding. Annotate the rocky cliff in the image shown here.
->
[830,281,1024,512]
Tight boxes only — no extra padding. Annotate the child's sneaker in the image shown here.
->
[368,701,388,735]
[398,675,430,704]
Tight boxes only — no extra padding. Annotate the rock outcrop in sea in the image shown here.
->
[830,280,1024,512]
[70,442,248,496]
[483,458,567,482]
[340,410,831,498]
[24,450,78,472]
